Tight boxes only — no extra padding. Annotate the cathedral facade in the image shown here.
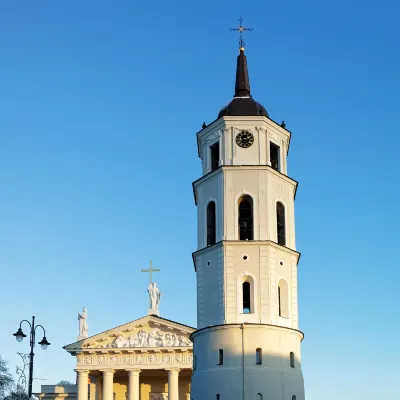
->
[190,45,305,400]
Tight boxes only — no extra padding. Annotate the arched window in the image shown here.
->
[292,396,296,400]
[216,395,220,400]
[257,395,263,400]
[218,349,223,365]
[239,195,253,240]
[278,280,289,318]
[290,352,295,368]
[276,202,286,245]
[243,282,251,313]
[207,201,216,246]
[256,348,262,365]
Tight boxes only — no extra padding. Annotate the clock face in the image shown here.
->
[235,130,254,148]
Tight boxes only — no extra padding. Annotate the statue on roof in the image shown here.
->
[148,282,161,315]
[78,307,88,340]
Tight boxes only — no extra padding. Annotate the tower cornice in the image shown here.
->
[191,240,300,271]
[190,323,304,342]
[192,165,298,206]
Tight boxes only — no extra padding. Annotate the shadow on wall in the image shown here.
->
[190,347,304,400]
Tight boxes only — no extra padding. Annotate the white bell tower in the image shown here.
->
[190,42,306,400]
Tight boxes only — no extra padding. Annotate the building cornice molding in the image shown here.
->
[190,323,304,342]
[73,347,193,356]
[192,240,300,271]
[192,165,298,206]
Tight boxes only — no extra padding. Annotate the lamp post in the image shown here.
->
[13,316,50,398]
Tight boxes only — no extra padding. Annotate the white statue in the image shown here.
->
[148,282,161,311]
[148,330,157,347]
[78,307,88,340]
[129,333,139,347]
[137,330,148,347]
[114,335,125,348]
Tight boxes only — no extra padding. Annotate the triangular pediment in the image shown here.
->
[64,315,195,354]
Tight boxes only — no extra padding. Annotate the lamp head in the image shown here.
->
[13,328,26,342]
[38,336,50,350]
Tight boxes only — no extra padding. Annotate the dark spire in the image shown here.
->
[218,20,268,119]
[235,49,251,97]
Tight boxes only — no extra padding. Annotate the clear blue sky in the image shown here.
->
[0,1,399,399]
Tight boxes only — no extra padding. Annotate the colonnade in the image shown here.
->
[75,368,181,400]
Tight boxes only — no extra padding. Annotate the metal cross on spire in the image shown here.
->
[230,17,254,53]
[141,260,160,284]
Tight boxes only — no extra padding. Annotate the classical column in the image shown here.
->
[76,370,89,400]
[100,369,114,400]
[126,369,141,400]
[89,375,101,400]
[167,368,180,400]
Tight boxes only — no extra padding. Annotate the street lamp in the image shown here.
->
[13,316,50,397]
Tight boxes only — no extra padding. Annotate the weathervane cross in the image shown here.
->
[230,17,254,52]
[141,260,160,284]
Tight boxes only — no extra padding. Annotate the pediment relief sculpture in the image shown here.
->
[87,328,192,349]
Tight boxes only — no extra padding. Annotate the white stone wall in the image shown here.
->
[195,242,299,329]
[193,116,301,329]
[195,245,225,328]
[191,324,305,400]
[197,117,290,173]
[194,167,297,247]
[195,171,224,249]
[192,114,305,399]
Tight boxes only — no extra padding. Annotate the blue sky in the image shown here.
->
[0,1,399,399]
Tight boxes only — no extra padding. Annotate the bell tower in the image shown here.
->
[190,26,306,400]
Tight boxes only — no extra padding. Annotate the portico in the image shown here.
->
[65,315,194,400]
[75,368,190,400]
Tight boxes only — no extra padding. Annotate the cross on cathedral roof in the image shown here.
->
[141,260,160,284]
[230,17,254,54]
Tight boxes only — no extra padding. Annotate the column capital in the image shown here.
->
[166,368,180,373]
[75,369,90,375]
[126,368,141,375]
[99,369,115,375]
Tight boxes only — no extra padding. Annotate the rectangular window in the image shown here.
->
[210,141,220,172]
[218,349,223,365]
[278,286,282,317]
[256,348,262,365]
[290,352,295,368]
[270,142,280,171]
[194,355,197,370]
